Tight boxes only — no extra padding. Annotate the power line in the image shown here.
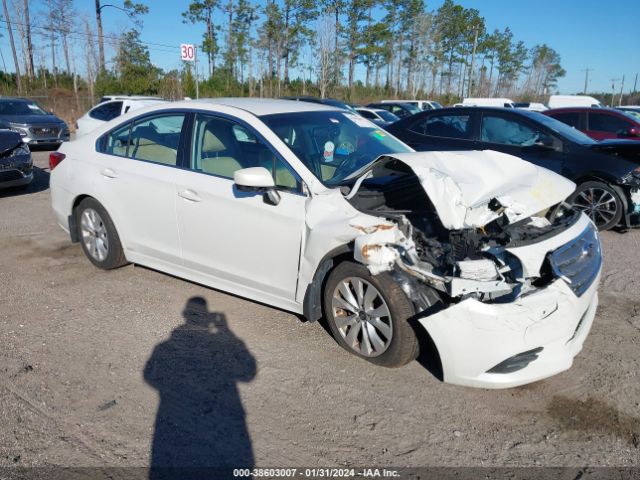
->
[0,17,180,51]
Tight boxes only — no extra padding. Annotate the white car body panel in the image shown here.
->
[50,98,602,389]
[548,95,602,109]
[462,97,516,108]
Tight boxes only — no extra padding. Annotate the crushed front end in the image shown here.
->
[345,152,602,388]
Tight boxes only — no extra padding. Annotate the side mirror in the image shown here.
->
[533,134,555,150]
[233,167,280,205]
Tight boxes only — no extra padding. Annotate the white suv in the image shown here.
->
[50,98,602,388]
[75,97,167,137]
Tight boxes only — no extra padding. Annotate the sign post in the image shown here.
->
[181,43,199,99]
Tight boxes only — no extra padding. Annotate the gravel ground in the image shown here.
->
[1,152,639,473]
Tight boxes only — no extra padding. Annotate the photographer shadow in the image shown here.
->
[144,296,256,479]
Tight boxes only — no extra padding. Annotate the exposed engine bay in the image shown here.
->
[344,156,581,305]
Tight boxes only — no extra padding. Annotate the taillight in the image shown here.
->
[49,152,66,170]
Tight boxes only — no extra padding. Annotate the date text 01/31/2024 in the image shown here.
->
[233,468,401,478]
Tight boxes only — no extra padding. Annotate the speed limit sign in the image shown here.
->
[180,44,196,62]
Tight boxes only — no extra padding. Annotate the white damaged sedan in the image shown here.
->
[50,99,602,388]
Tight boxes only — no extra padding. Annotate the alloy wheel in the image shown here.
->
[571,187,619,228]
[331,277,393,357]
[80,208,109,262]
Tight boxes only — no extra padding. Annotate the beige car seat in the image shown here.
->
[199,124,243,178]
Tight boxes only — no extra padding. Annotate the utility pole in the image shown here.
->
[633,73,638,94]
[467,27,479,98]
[95,0,105,72]
[618,74,625,106]
[609,78,619,107]
[2,0,23,94]
[581,68,593,94]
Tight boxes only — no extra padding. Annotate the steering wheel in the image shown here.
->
[330,152,369,182]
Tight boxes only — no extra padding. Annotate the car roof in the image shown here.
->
[546,107,622,113]
[0,97,36,102]
[175,97,341,116]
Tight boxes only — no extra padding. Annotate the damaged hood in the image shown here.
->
[378,150,576,230]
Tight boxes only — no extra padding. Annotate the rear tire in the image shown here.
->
[568,181,623,231]
[75,198,127,270]
[323,261,419,368]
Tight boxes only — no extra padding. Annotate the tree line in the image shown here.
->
[0,0,570,104]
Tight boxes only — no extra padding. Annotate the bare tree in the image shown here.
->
[316,15,336,99]
[2,0,23,93]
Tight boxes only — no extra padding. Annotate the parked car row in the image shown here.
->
[49,98,604,389]
[386,107,640,230]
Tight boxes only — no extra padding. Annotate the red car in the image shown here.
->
[544,107,640,141]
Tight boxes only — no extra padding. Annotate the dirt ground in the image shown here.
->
[1,152,639,474]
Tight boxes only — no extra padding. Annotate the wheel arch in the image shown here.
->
[302,244,354,322]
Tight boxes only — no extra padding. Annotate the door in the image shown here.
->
[399,111,477,151]
[478,112,565,174]
[587,111,636,141]
[174,113,306,301]
[92,112,186,265]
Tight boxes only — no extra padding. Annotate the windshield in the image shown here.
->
[377,110,400,122]
[528,111,596,145]
[431,102,443,109]
[261,111,412,186]
[402,103,421,114]
[0,100,48,116]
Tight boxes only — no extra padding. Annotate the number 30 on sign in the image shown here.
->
[181,44,196,62]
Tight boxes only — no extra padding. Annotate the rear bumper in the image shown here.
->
[419,272,600,389]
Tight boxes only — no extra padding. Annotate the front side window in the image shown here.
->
[190,114,299,191]
[411,113,472,139]
[588,113,632,133]
[261,110,411,186]
[481,114,547,146]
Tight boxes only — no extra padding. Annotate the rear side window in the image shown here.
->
[410,114,472,139]
[90,101,123,121]
[99,113,185,166]
[588,113,632,133]
[550,112,581,128]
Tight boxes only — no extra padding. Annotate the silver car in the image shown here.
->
[0,97,70,148]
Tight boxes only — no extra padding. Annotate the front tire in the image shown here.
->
[75,198,127,270]
[323,262,418,368]
[568,181,623,231]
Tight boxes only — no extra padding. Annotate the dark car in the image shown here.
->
[387,107,640,230]
[0,97,70,148]
[366,102,421,119]
[545,107,640,141]
[280,96,355,112]
[0,129,33,189]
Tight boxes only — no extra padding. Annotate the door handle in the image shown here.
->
[100,168,118,179]
[178,189,201,202]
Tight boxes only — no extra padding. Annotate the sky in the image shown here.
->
[2,0,639,95]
